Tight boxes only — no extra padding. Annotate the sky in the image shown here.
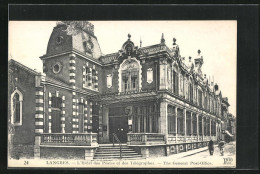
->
[9,21,237,116]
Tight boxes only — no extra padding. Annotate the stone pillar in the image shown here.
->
[202,116,204,141]
[149,105,153,132]
[72,91,78,133]
[69,53,76,88]
[143,106,146,133]
[61,96,66,133]
[160,101,168,144]
[191,112,193,136]
[89,102,93,132]
[175,107,178,142]
[166,146,170,156]
[137,107,141,132]
[216,121,218,141]
[196,114,199,141]
[34,136,41,158]
[210,118,212,137]
[98,105,103,143]
[183,108,186,142]
[84,100,88,133]
[85,149,95,160]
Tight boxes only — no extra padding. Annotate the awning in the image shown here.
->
[225,130,234,137]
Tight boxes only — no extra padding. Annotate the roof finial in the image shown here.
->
[161,33,165,44]
[140,36,142,47]
[173,37,176,45]
[128,33,131,40]
[198,49,201,55]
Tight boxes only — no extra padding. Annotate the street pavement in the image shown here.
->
[180,141,236,159]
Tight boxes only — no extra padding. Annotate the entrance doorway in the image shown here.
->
[109,116,128,143]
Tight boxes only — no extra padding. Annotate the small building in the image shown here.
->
[8,21,234,159]
[8,59,41,159]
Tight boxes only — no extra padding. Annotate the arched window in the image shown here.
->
[119,59,140,92]
[11,89,23,126]
[172,64,179,95]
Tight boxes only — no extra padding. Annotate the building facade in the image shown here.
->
[8,21,235,159]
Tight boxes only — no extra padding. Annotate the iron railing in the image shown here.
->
[112,133,122,158]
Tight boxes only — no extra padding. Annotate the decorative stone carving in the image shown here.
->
[159,57,167,65]
[106,74,112,88]
[147,68,153,84]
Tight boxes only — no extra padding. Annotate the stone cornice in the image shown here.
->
[40,49,102,66]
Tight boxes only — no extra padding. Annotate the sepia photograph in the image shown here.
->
[8,20,237,168]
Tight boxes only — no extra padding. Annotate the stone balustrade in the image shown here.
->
[128,133,217,146]
[127,133,165,145]
[41,133,98,146]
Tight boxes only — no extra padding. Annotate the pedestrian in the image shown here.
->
[208,139,214,155]
[218,140,225,156]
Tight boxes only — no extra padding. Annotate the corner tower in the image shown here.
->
[40,21,102,90]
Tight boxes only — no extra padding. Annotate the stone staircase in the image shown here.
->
[94,144,143,160]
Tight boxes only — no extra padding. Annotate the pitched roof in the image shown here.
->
[9,59,41,76]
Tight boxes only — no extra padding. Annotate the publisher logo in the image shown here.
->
[223,157,233,165]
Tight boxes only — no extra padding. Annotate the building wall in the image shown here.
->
[46,26,73,56]
[43,54,71,84]
[102,65,119,94]
[8,64,36,145]
[141,58,157,91]
[44,85,73,133]
[8,62,38,159]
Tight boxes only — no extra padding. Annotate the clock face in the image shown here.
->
[56,36,64,45]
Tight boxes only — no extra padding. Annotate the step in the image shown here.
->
[96,149,135,152]
[98,147,130,149]
[93,155,143,159]
[94,145,142,160]
[95,151,138,154]
[95,153,140,156]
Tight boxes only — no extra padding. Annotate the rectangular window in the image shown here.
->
[199,117,202,135]
[51,96,62,133]
[192,115,197,135]
[186,112,191,135]
[177,109,184,135]
[51,97,62,109]
[168,106,176,134]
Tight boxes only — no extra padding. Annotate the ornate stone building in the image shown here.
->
[8,21,235,159]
